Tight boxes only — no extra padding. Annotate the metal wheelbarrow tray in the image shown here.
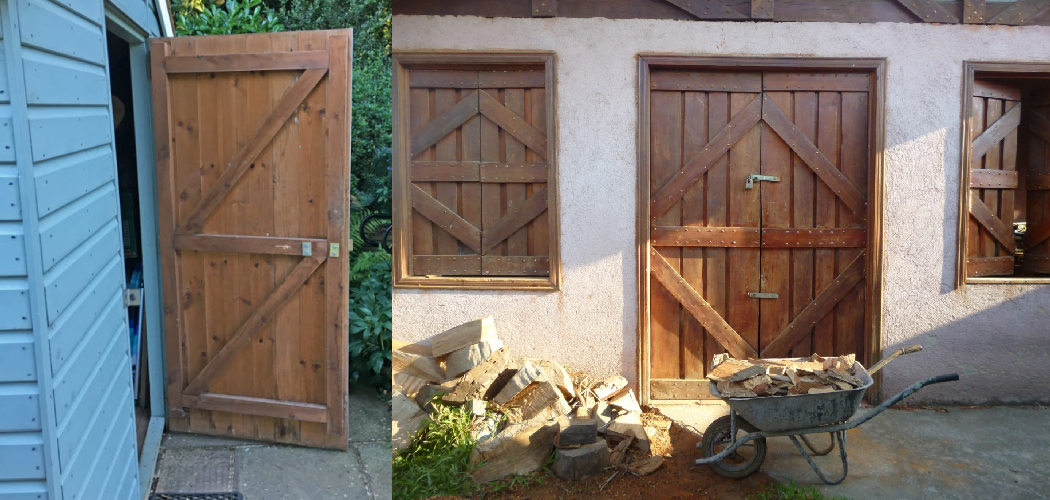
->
[695,347,958,485]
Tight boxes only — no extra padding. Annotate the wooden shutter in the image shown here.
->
[966,80,1021,278]
[151,31,350,449]
[1024,88,1050,272]
[395,55,557,289]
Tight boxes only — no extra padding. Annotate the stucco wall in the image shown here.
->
[392,15,1050,404]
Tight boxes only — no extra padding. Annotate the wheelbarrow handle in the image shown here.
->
[868,345,923,375]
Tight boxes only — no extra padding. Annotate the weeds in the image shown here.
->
[392,401,478,500]
[749,482,851,500]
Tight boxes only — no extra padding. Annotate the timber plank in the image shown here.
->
[763,73,870,92]
[481,187,548,253]
[970,195,1016,251]
[836,92,869,358]
[971,102,1021,163]
[790,91,818,357]
[812,91,840,356]
[893,0,959,23]
[480,163,547,183]
[649,90,683,379]
[1028,173,1050,191]
[432,88,463,257]
[704,92,730,374]
[665,0,749,19]
[478,70,545,88]
[762,94,866,216]
[1025,110,1050,145]
[411,185,483,253]
[727,92,762,356]
[482,256,550,276]
[409,70,479,88]
[650,226,761,247]
[759,91,793,353]
[651,250,757,359]
[410,162,480,182]
[526,86,550,262]
[762,228,866,247]
[503,88,529,257]
[681,92,707,379]
[410,90,480,157]
[479,90,548,158]
[967,256,1014,277]
[649,71,761,92]
[183,393,328,423]
[174,234,328,255]
[165,51,329,73]
[973,79,1021,101]
[988,0,1050,25]
[969,169,1018,189]
[763,252,866,357]
[413,255,483,276]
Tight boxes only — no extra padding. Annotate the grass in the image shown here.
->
[748,482,851,500]
[393,401,478,500]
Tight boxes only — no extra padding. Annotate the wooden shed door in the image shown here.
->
[647,70,871,400]
[150,31,351,448]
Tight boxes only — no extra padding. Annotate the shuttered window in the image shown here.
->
[393,53,559,289]
[960,70,1050,283]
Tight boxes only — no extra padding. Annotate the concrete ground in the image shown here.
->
[151,390,391,500]
[658,402,1049,499]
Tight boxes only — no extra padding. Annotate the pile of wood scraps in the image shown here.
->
[392,317,670,483]
[709,353,863,398]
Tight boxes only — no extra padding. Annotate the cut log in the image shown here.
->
[552,439,610,481]
[393,339,432,357]
[444,348,517,404]
[431,317,499,358]
[392,391,427,452]
[505,380,572,423]
[536,360,575,399]
[493,361,544,404]
[468,399,487,417]
[624,456,664,476]
[557,418,598,447]
[609,436,632,465]
[393,372,428,397]
[604,412,650,453]
[592,375,628,401]
[445,339,505,379]
[608,389,642,414]
[470,419,559,483]
[393,349,444,383]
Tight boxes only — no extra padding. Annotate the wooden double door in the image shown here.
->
[645,69,874,400]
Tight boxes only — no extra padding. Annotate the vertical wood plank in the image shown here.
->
[527,87,549,259]
[1001,99,1018,255]
[504,88,529,257]
[481,89,503,257]
[969,96,985,264]
[681,91,706,379]
[760,92,792,354]
[837,92,869,358]
[791,91,817,357]
[704,92,729,373]
[433,88,461,254]
[409,86,434,267]
[649,90,682,379]
[813,91,840,355]
[982,98,1002,259]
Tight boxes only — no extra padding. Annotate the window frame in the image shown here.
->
[392,52,561,290]
[958,61,1050,286]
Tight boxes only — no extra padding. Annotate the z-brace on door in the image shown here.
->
[150,31,351,448]
[646,70,872,400]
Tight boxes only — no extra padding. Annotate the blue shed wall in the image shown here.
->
[1,0,161,497]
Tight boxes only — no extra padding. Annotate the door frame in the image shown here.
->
[104,6,167,498]
[636,56,888,404]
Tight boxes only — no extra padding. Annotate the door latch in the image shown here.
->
[745,174,780,189]
[747,292,779,299]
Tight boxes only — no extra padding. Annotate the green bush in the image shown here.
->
[347,259,392,390]
[174,0,284,35]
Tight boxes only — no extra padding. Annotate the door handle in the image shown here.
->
[745,174,780,189]
[747,292,779,299]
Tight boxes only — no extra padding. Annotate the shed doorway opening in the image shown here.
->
[107,29,153,455]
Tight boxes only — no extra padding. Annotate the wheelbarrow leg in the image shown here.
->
[798,433,835,456]
[788,430,849,485]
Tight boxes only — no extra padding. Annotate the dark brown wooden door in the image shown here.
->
[1026,88,1050,272]
[150,31,351,448]
[647,70,872,400]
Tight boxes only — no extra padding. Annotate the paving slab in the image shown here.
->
[236,445,372,499]
[355,442,393,500]
[658,403,1049,500]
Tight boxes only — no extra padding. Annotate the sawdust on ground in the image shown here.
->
[426,423,770,500]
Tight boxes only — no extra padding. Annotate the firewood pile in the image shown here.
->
[393,317,669,483]
[709,353,863,398]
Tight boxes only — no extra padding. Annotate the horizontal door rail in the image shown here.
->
[164,51,329,73]
[174,234,330,256]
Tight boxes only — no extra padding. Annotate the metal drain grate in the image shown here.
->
[150,494,243,500]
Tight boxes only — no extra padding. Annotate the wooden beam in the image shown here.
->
[413,255,483,275]
[761,228,867,247]
[480,163,548,183]
[751,0,774,18]
[532,0,556,17]
[183,255,325,395]
[650,250,758,359]
[651,96,762,217]
[174,234,329,256]
[761,95,867,216]
[665,0,750,19]
[410,90,480,157]
[182,393,328,422]
[969,169,1018,189]
[988,0,1050,25]
[763,252,866,357]
[651,226,761,247]
[165,51,329,73]
[479,90,548,158]
[411,185,483,253]
[893,0,959,22]
[970,196,1016,251]
[966,256,1014,277]
[971,104,1022,162]
[973,79,1019,101]
[481,187,549,253]
[482,256,550,276]
[962,0,985,23]
[178,68,327,235]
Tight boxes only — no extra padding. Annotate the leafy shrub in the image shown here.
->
[350,249,391,285]
[175,0,284,35]
[392,402,478,500]
[347,259,392,390]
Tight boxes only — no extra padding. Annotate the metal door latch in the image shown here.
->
[745,174,780,189]
[747,292,779,299]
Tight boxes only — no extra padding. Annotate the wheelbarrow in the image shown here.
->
[695,346,958,484]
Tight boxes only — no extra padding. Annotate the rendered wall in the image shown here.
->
[392,15,1050,404]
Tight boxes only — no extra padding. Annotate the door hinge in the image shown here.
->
[124,288,142,307]
[747,292,779,299]
[329,243,340,258]
[745,174,780,189]
[302,242,313,256]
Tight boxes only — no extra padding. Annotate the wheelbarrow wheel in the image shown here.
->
[700,415,767,479]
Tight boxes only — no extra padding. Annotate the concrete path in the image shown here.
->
[658,402,1049,500]
[152,390,391,500]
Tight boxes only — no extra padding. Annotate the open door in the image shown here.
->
[150,30,351,449]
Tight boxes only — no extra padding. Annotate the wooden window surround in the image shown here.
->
[958,62,1050,285]
[393,52,560,290]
